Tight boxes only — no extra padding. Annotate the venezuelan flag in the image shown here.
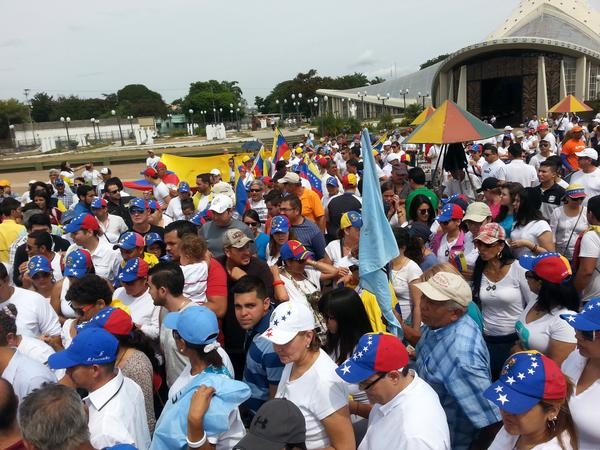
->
[252,145,270,177]
[272,128,290,163]
[299,155,323,198]
[372,132,388,153]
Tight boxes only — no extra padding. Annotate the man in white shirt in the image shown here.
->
[570,148,600,204]
[146,150,161,167]
[91,197,128,244]
[505,144,538,187]
[481,145,507,181]
[336,332,451,450]
[1,346,57,402]
[141,167,170,208]
[48,327,151,450]
[165,181,192,221]
[529,138,552,171]
[446,167,482,201]
[527,114,539,130]
[537,124,557,154]
[96,167,112,197]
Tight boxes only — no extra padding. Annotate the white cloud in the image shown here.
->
[352,49,379,68]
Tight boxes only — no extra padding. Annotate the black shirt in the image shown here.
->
[536,183,566,220]
[130,224,164,240]
[107,198,133,229]
[326,193,362,237]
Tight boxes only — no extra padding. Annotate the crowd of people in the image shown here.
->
[0,118,599,450]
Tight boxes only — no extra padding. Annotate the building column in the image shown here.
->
[560,60,567,98]
[448,70,455,102]
[437,71,449,105]
[537,56,549,117]
[576,56,587,98]
[457,65,467,108]
[586,62,592,100]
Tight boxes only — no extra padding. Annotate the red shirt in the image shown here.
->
[207,258,228,346]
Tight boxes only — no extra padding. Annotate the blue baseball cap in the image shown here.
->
[442,194,469,212]
[118,258,149,283]
[335,333,409,384]
[178,181,191,193]
[561,298,600,331]
[270,215,290,234]
[63,249,93,278]
[280,240,313,261]
[340,211,362,229]
[164,306,219,345]
[27,255,53,278]
[63,213,100,234]
[148,200,158,211]
[483,351,567,414]
[145,232,163,247]
[436,203,464,222]
[48,327,118,369]
[104,445,138,450]
[91,197,107,209]
[128,197,148,211]
[114,231,145,250]
[54,178,65,186]
[326,176,338,187]
[79,306,133,336]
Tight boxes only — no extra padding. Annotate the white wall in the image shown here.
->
[15,123,142,143]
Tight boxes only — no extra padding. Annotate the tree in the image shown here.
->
[420,54,450,70]
[181,80,245,122]
[31,92,54,122]
[116,84,167,117]
[369,76,386,85]
[0,98,29,139]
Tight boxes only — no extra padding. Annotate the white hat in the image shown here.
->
[212,181,233,195]
[383,140,392,146]
[414,272,472,307]
[277,172,301,184]
[209,194,233,214]
[575,148,598,161]
[99,167,110,175]
[387,153,401,163]
[210,169,221,176]
[504,125,513,131]
[28,179,37,185]
[260,302,316,345]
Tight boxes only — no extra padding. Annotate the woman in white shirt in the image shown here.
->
[513,253,577,365]
[560,300,600,450]
[509,187,555,258]
[550,184,588,259]
[265,215,297,266]
[261,302,355,450]
[323,211,360,269]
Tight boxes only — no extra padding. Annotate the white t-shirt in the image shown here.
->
[50,251,64,282]
[1,349,57,401]
[324,240,359,269]
[358,371,450,450]
[505,160,538,187]
[391,260,422,322]
[146,155,161,167]
[181,262,209,304]
[98,214,128,244]
[17,335,65,380]
[489,426,573,449]
[112,287,160,340]
[435,234,457,264]
[570,168,600,205]
[0,287,61,337]
[482,159,507,181]
[562,350,600,450]
[59,277,76,319]
[515,301,577,353]
[479,262,534,336]
[575,230,600,302]
[82,169,102,186]
[152,181,170,208]
[510,220,551,258]
[529,153,548,171]
[275,349,349,450]
[165,196,185,221]
[280,268,321,305]
[463,231,479,269]
[550,207,588,259]
[248,199,268,224]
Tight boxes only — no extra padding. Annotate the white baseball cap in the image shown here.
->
[387,153,401,163]
[575,148,598,161]
[383,140,392,146]
[209,194,233,214]
[99,167,110,175]
[277,172,301,184]
[260,302,316,345]
[414,272,472,307]
[210,169,221,176]
[504,125,513,131]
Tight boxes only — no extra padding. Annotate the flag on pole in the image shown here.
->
[359,128,402,337]
[252,145,270,177]
[299,155,323,198]
[235,167,249,217]
[272,128,290,163]
[372,132,388,153]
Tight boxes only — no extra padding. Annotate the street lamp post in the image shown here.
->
[60,116,71,146]
[376,93,390,117]
[357,91,367,120]
[418,92,430,108]
[95,119,100,142]
[111,110,125,146]
[236,108,240,131]
[319,95,328,136]
[219,108,223,123]
[90,118,97,141]
[8,124,15,148]
[127,115,134,136]
[400,89,409,110]
[188,109,194,135]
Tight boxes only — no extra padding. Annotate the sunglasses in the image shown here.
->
[483,153,493,157]
[417,208,430,215]
[129,208,145,215]
[249,189,262,193]
[69,302,95,316]
[32,272,51,280]
[358,372,387,391]
[244,221,258,227]
[107,189,120,194]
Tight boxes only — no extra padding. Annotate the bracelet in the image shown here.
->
[187,432,207,448]
[273,280,285,287]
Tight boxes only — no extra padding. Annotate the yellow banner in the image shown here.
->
[160,152,252,185]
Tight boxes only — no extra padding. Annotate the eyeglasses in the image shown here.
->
[279,207,294,212]
[580,330,597,342]
[244,221,259,227]
[358,372,387,391]
[249,189,262,193]
[539,143,549,147]
[417,208,430,215]
[68,302,95,316]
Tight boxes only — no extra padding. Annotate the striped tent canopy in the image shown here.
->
[548,95,592,113]
[410,106,436,125]
[405,100,500,144]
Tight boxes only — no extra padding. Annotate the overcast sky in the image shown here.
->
[2,0,599,106]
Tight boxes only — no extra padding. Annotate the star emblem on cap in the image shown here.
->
[588,303,595,311]
[528,368,535,375]
[266,328,273,337]
[497,394,509,405]
[506,376,516,385]
[494,386,503,393]
[340,364,351,375]
[517,372,525,380]
[531,361,538,368]
[566,315,576,322]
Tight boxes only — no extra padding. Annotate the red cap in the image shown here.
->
[156,162,167,170]
[537,123,549,131]
[141,167,157,177]
[318,157,329,167]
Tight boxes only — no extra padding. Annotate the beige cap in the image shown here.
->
[463,202,492,223]
[414,272,472,307]
[209,194,233,214]
[277,172,301,184]
[223,228,253,248]
[212,181,233,195]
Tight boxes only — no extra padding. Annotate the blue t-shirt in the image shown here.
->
[255,232,269,261]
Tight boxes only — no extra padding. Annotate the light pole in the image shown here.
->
[377,93,390,117]
[219,108,223,123]
[60,116,71,146]
[8,124,15,148]
[127,115,134,136]
[357,91,366,120]
[319,95,328,136]
[200,110,206,126]
[236,108,240,130]
[212,108,217,124]
[418,92,430,108]
[90,118,97,141]
[400,89,409,110]
[95,119,100,141]
[111,110,125,146]
[188,109,194,135]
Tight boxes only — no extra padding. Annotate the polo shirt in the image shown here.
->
[505,160,538,187]
[405,187,439,217]
[0,287,61,337]
[291,218,327,260]
[0,219,25,262]
[536,183,566,220]
[1,349,56,401]
[416,314,501,450]
[300,187,325,224]
[97,213,129,244]
[358,371,450,450]
[85,370,151,450]
[326,193,362,237]
[243,310,285,415]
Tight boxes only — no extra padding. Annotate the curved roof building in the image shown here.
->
[317,0,600,126]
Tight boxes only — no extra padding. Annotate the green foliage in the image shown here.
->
[397,103,424,126]
[420,54,450,70]
[31,93,53,122]
[170,130,188,138]
[377,112,395,131]
[0,98,29,139]
[116,84,167,117]
[313,114,363,136]
[369,76,386,85]
[181,80,245,121]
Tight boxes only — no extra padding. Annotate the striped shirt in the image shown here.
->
[242,310,284,415]
[416,314,501,450]
[291,217,326,260]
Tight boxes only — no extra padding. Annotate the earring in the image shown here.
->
[547,417,557,432]
[305,344,310,349]
[496,251,502,259]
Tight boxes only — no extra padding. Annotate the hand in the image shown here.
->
[229,266,247,281]
[188,385,215,425]
[270,264,281,280]
[508,239,530,249]
[18,261,28,274]
[42,334,63,352]
[336,267,350,278]
[392,195,401,209]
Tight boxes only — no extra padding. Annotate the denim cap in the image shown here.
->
[164,305,219,345]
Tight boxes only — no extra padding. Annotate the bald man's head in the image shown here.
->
[0,378,18,431]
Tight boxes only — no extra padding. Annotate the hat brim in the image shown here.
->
[209,205,229,214]
[414,281,452,302]
[118,273,140,283]
[474,234,502,245]
[435,213,452,222]
[335,359,376,384]
[47,348,83,370]
[463,213,488,223]
[233,432,287,450]
[229,237,254,248]
[63,223,81,234]
[260,327,298,345]
[64,267,86,278]
[560,313,600,331]
[271,226,290,235]
[28,268,52,277]
[483,381,539,414]
[567,193,586,199]
[113,243,137,251]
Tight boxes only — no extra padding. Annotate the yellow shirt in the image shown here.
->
[359,283,399,333]
[0,220,25,262]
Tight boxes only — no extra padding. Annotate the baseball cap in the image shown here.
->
[27,255,53,278]
[63,213,99,233]
[565,183,586,199]
[147,200,158,211]
[0,180,10,187]
[443,193,469,212]
[233,399,306,450]
[561,298,600,331]
[504,125,513,131]
[260,302,316,345]
[81,306,133,336]
[91,197,107,209]
[54,178,65,186]
[99,167,110,175]
[156,162,167,170]
[190,210,208,226]
[515,131,525,139]
[178,181,191,193]
[572,125,584,132]
[436,203,464,222]
[241,155,252,163]
[483,351,567,414]
[475,222,506,244]
[277,172,301,184]
[128,197,149,211]
[519,253,572,284]
[537,123,549,131]
[280,240,314,261]
[318,157,329,167]
[164,305,219,345]
[270,215,290,234]
[342,173,358,187]
[210,168,221,176]
[387,153,401,163]
[326,176,338,187]
[212,181,234,196]
[294,148,303,154]
[408,222,431,243]
[383,140,392,146]
[477,177,499,192]
[141,167,157,177]
[414,271,472,307]
[335,333,409,384]
[48,327,118,369]
[340,211,362,229]
[210,194,234,213]
[145,232,163,247]
[463,202,492,223]
[575,148,598,160]
[114,231,145,250]
[223,228,253,248]
[118,258,149,283]
[63,249,93,278]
